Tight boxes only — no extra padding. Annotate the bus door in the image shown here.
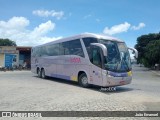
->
[90,46,103,86]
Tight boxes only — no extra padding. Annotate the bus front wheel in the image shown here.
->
[79,73,89,88]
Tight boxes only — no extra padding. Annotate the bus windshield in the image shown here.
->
[99,39,131,72]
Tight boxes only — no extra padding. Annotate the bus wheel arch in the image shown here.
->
[78,71,89,88]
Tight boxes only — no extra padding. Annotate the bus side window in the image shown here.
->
[62,42,70,55]
[91,47,102,68]
[69,39,84,57]
[83,37,98,59]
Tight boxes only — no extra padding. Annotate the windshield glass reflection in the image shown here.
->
[99,39,131,72]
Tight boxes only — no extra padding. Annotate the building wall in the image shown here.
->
[0,46,19,67]
[0,46,16,51]
[0,54,4,67]
[0,46,31,68]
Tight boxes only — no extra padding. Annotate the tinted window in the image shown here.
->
[59,43,64,55]
[46,43,59,56]
[91,47,102,68]
[83,37,98,47]
[35,47,41,57]
[59,42,70,55]
[32,39,84,57]
[41,46,48,56]
[63,42,70,55]
[83,37,98,59]
[69,39,84,57]
[31,48,35,57]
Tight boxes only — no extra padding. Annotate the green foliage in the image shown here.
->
[135,33,160,68]
[0,38,17,46]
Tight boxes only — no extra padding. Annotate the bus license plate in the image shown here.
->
[119,81,125,85]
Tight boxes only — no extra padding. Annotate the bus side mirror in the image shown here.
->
[128,47,138,59]
[91,43,107,56]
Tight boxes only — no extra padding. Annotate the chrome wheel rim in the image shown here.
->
[81,76,88,85]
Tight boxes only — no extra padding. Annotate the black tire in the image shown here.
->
[78,73,89,88]
[41,69,47,79]
[37,69,42,78]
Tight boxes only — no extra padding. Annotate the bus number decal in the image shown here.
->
[70,57,81,63]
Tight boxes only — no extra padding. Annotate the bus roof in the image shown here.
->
[36,33,124,47]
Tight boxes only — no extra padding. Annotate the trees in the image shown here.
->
[0,38,17,46]
[135,33,160,67]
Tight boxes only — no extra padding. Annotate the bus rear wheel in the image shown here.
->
[79,73,89,88]
[37,69,42,78]
[41,69,46,79]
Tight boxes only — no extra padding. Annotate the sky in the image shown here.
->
[0,0,160,47]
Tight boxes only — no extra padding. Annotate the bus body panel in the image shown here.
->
[31,33,133,87]
[89,64,103,86]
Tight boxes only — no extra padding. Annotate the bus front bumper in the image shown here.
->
[106,76,132,87]
[102,71,132,87]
